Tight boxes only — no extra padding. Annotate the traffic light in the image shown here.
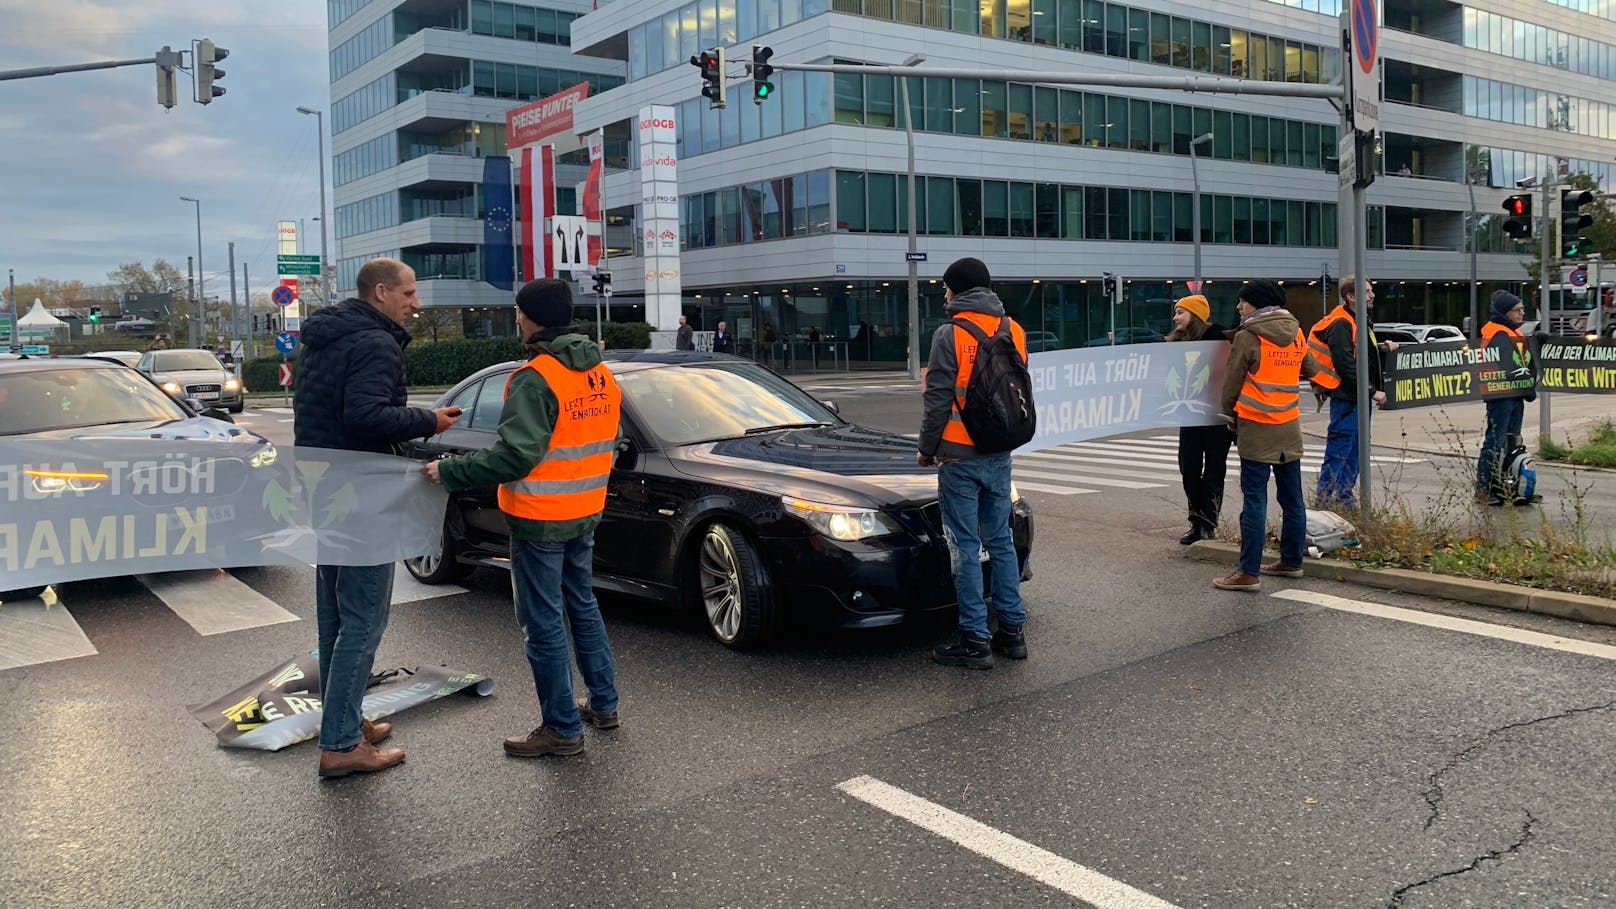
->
[195,39,228,104]
[750,45,775,104]
[155,46,180,110]
[1501,194,1533,240]
[88,306,101,324]
[1560,188,1594,259]
[591,271,612,296]
[691,47,725,109]
[1102,272,1117,301]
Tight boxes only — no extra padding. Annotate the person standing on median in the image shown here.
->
[294,257,461,778]
[1307,276,1398,511]
[675,314,695,350]
[1165,294,1232,544]
[1475,290,1535,506]
[917,256,1028,669]
[1214,279,1340,592]
[423,278,622,758]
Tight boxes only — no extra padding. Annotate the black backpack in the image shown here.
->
[950,317,1037,453]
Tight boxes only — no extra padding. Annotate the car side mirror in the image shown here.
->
[819,399,840,415]
[613,436,638,470]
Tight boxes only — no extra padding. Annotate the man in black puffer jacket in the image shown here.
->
[293,257,460,779]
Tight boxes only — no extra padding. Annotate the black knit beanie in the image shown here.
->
[1238,278,1286,311]
[1490,289,1522,319]
[515,278,574,329]
[942,257,992,295]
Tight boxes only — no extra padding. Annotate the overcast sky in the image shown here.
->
[0,0,332,298]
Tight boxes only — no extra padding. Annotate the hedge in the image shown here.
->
[243,323,653,392]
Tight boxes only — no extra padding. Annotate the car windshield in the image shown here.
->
[0,367,188,435]
[617,361,839,446]
[153,351,223,371]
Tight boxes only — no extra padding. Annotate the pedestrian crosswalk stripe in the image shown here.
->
[138,569,300,636]
[1013,466,1163,490]
[391,563,468,604]
[1015,452,1180,482]
[1053,443,1183,464]
[1011,480,1095,496]
[0,593,98,671]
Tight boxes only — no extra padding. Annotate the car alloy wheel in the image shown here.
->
[404,512,469,584]
[696,522,773,648]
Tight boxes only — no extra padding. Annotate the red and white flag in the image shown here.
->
[518,145,556,281]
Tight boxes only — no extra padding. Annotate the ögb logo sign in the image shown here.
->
[1352,0,1377,74]
[638,118,676,130]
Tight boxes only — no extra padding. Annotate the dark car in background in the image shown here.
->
[0,357,272,602]
[405,351,1034,649]
[138,349,244,413]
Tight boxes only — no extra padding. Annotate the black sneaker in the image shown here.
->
[990,624,1028,660]
[932,633,994,670]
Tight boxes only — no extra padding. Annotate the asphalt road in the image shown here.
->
[3,390,1615,908]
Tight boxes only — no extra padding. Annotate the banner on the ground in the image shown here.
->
[1022,340,1228,453]
[0,439,446,591]
[191,652,495,750]
[1536,337,1616,394]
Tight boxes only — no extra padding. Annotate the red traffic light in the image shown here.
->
[1504,197,1527,216]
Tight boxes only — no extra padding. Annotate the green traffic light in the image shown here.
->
[754,81,774,99]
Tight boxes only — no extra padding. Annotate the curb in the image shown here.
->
[1186,539,1616,628]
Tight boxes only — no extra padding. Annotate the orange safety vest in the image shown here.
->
[1305,304,1355,377]
[1234,328,1310,425]
[1480,320,1525,352]
[496,353,621,522]
[940,311,1028,448]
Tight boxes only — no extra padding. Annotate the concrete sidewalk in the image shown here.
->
[1312,393,1616,463]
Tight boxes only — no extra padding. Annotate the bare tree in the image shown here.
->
[407,307,463,343]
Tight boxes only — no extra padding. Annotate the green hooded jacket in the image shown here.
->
[437,333,616,542]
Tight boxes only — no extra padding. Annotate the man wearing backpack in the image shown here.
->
[917,257,1032,670]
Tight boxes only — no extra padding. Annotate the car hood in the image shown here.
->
[151,368,230,382]
[24,416,266,443]
[670,423,940,508]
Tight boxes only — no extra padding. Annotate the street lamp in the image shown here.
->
[296,106,331,307]
[1188,132,1213,289]
[179,196,202,346]
[899,53,926,379]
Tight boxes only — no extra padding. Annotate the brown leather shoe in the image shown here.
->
[503,726,583,758]
[1212,571,1262,591]
[1260,563,1304,578]
[361,717,392,745]
[318,741,405,779]
[577,700,620,730]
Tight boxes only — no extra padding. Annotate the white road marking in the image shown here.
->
[0,592,98,671]
[1013,467,1163,490]
[1009,480,1094,496]
[138,569,299,636]
[1271,589,1616,661]
[836,775,1181,909]
[391,563,468,604]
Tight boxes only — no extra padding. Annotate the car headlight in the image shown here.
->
[249,443,279,469]
[161,381,181,393]
[224,378,240,390]
[781,496,904,541]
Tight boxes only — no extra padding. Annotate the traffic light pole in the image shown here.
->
[228,241,240,366]
[1539,165,1554,443]
[901,73,919,380]
[0,57,158,81]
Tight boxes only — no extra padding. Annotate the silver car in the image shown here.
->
[138,349,245,413]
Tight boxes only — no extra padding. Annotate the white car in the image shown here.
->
[1373,323,1466,344]
[80,350,144,367]
[138,349,245,413]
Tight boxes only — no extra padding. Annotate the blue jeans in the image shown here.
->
[316,562,394,751]
[1239,459,1306,576]
[938,454,1025,638]
[510,534,618,739]
[1477,397,1526,493]
[1316,397,1360,509]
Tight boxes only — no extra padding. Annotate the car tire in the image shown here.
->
[228,400,244,414]
[693,522,775,649]
[404,512,471,585]
[0,586,47,602]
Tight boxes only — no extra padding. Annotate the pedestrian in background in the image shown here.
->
[295,257,460,778]
[424,278,622,758]
[1307,277,1398,510]
[147,334,171,351]
[1214,279,1339,591]
[713,320,734,354]
[1476,290,1534,506]
[1165,294,1231,544]
[675,314,694,350]
[917,256,1029,669]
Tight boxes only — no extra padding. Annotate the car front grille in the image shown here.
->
[186,383,222,394]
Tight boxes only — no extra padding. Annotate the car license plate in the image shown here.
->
[195,391,219,400]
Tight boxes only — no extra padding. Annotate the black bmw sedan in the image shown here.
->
[405,351,1033,648]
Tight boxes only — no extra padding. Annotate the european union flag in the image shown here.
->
[482,155,514,291]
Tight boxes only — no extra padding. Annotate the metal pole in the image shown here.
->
[1539,165,1552,441]
[1591,255,1603,337]
[1189,133,1211,287]
[228,241,239,364]
[243,261,253,360]
[1466,177,1479,343]
[186,255,196,348]
[0,57,157,81]
[315,110,331,308]
[1353,181,1371,513]
[597,131,608,344]
[902,74,919,380]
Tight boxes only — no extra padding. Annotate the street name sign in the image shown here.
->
[277,255,322,276]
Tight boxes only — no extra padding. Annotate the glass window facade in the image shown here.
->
[332,74,394,134]
[1463,75,1615,140]
[328,0,371,28]
[330,16,391,81]
[333,134,397,186]
[1463,9,1616,79]
[469,1,581,44]
[336,191,400,237]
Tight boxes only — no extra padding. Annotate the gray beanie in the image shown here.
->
[1490,290,1522,319]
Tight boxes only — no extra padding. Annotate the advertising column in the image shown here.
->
[639,106,681,331]
[277,220,302,332]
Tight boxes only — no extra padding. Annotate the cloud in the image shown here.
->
[0,0,331,287]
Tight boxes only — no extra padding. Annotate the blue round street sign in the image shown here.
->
[271,285,295,307]
[1352,0,1378,75]
[275,332,298,354]
[1569,266,1589,287]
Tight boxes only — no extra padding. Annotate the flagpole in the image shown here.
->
[595,129,607,345]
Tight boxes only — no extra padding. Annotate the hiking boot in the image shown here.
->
[1212,571,1261,591]
[931,633,994,670]
[503,726,584,758]
[318,741,405,779]
[1260,563,1304,578]
[1178,527,1205,546]
[577,700,620,730]
[990,624,1028,660]
[360,717,391,745]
